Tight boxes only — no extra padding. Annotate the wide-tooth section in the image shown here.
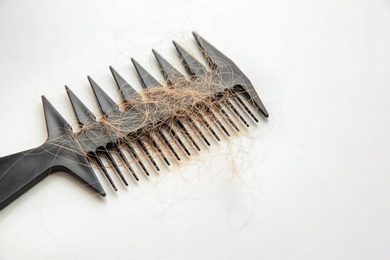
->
[152,49,184,84]
[42,95,73,140]
[131,58,162,89]
[173,41,207,76]
[109,66,141,102]
[88,76,120,115]
[65,86,96,125]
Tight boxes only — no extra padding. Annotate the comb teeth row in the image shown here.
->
[0,32,268,211]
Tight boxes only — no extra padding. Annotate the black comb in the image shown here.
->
[0,32,268,211]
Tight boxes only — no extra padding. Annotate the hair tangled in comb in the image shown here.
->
[70,69,242,161]
[0,32,268,211]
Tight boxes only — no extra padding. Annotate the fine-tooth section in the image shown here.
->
[146,132,171,166]
[215,102,240,132]
[231,93,259,123]
[166,124,191,156]
[136,138,160,172]
[126,142,150,176]
[195,111,221,142]
[92,152,117,191]
[224,99,249,127]
[185,116,210,146]
[175,120,201,151]
[202,105,230,137]
[103,148,128,186]
[0,32,269,211]
[116,146,139,181]
[157,129,180,161]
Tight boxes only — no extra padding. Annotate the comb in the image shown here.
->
[0,32,268,211]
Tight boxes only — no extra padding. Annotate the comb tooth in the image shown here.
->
[103,149,128,186]
[224,99,249,127]
[126,142,150,176]
[185,116,210,146]
[41,96,72,140]
[193,32,269,118]
[152,49,185,84]
[136,138,160,171]
[65,86,97,125]
[116,145,139,181]
[109,66,141,102]
[166,124,191,156]
[175,120,201,151]
[202,104,230,137]
[192,32,220,69]
[131,58,162,89]
[92,153,117,191]
[214,102,240,132]
[195,111,221,142]
[232,94,259,123]
[173,41,207,76]
[88,76,119,115]
[157,129,180,161]
[146,133,171,166]
[163,123,187,157]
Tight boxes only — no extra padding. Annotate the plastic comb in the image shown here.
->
[0,32,268,211]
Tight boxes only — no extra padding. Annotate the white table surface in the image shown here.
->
[0,0,389,259]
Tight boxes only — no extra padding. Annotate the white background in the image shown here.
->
[0,0,389,259]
